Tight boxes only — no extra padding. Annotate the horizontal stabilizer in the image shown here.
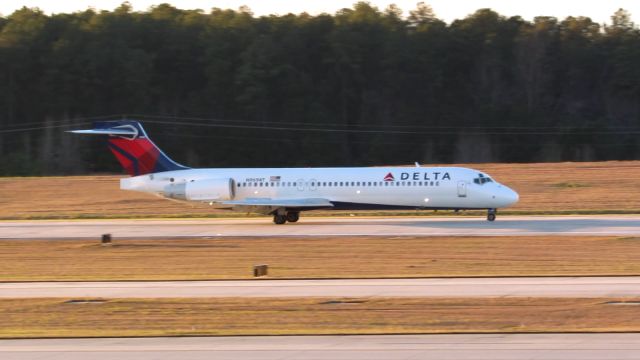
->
[70,128,138,137]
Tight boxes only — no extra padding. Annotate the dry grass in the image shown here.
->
[1,297,639,338]
[1,236,639,281]
[0,161,639,219]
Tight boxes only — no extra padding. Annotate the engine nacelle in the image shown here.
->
[164,178,235,201]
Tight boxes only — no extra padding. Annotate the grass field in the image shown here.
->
[1,236,639,281]
[2,297,639,338]
[0,161,638,219]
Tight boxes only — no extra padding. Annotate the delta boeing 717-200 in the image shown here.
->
[72,120,519,224]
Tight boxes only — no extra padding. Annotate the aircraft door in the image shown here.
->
[297,179,305,191]
[457,181,467,197]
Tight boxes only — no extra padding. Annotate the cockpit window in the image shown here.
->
[473,173,493,185]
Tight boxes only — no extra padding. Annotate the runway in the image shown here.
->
[2,334,640,360]
[2,277,640,298]
[2,215,640,239]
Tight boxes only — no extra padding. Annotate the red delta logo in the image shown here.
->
[383,172,395,181]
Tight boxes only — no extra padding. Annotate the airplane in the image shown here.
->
[72,120,519,224]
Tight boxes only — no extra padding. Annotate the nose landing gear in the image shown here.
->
[487,208,497,222]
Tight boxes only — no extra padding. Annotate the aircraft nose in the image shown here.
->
[502,187,519,206]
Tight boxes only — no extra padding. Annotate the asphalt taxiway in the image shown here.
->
[2,277,640,298]
[2,215,640,239]
[2,334,640,360]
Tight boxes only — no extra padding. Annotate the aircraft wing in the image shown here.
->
[219,198,334,214]
[221,198,334,208]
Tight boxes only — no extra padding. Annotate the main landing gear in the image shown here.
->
[273,214,287,224]
[286,211,300,223]
[487,208,497,222]
[273,211,300,224]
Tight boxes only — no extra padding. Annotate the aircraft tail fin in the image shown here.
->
[71,120,189,176]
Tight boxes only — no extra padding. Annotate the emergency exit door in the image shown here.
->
[457,181,467,197]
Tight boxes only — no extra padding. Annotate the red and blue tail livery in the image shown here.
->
[72,120,188,176]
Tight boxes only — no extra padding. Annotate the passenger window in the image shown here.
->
[293,182,297,187]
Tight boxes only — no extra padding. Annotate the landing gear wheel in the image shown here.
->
[273,214,287,225]
[286,212,300,223]
[487,209,497,222]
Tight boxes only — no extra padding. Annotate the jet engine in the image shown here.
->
[164,178,235,201]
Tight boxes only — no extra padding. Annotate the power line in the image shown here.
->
[133,113,640,131]
[155,131,639,147]
[0,114,122,129]
[1,113,639,136]
[140,118,640,135]
[0,122,91,134]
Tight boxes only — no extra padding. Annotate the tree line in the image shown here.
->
[0,2,639,175]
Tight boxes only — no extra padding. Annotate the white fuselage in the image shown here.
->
[121,166,519,211]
